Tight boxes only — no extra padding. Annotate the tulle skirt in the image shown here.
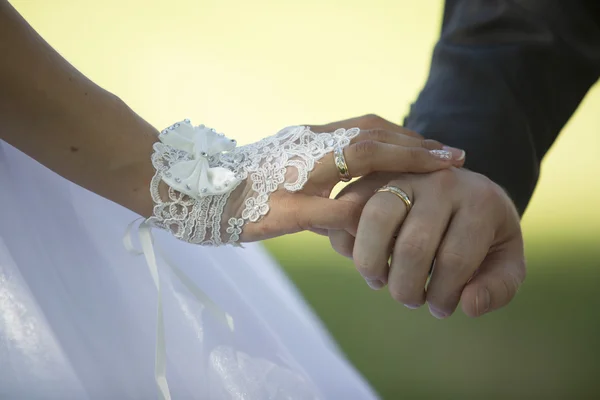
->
[0,140,378,399]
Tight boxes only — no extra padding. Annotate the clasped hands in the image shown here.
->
[314,115,525,319]
[163,114,526,320]
[237,114,525,320]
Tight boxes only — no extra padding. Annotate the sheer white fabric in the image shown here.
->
[0,141,379,400]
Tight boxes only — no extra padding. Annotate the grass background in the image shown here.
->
[12,0,600,398]
[265,235,600,399]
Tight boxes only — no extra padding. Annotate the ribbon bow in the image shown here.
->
[159,120,240,198]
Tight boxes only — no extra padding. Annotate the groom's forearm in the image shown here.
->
[0,0,157,216]
[404,0,599,215]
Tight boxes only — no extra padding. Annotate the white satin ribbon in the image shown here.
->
[124,219,235,400]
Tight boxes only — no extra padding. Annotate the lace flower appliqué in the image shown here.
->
[251,162,285,194]
[242,195,269,223]
[226,218,245,243]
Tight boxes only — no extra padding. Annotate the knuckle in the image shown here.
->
[400,127,424,139]
[342,203,362,232]
[477,181,502,204]
[422,139,443,149]
[466,178,506,214]
[405,146,423,160]
[359,114,384,128]
[468,172,501,198]
[400,147,428,170]
[352,139,378,159]
[395,237,429,263]
[363,128,387,143]
[437,250,471,273]
[431,168,458,190]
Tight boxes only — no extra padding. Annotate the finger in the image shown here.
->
[327,173,397,260]
[308,227,329,236]
[313,143,459,188]
[351,129,466,168]
[350,129,468,161]
[350,129,440,148]
[308,114,423,139]
[343,141,461,177]
[352,183,414,286]
[425,207,496,319]
[460,239,526,317]
[329,229,354,256]
[293,195,361,233]
[250,194,361,241]
[388,186,452,309]
[307,115,465,167]
[327,175,391,260]
[329,229,384,292]
[334,172,396,202]
[328,173,393,255]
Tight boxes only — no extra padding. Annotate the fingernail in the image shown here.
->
[429,149,452,160]
[428,304,448,319]
[442,146,466,161]
[405,304,421,310]
[476,288,491,316]
[365,279,384,290]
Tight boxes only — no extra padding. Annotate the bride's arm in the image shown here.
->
[0,0,157,216]
[0,1,465,244]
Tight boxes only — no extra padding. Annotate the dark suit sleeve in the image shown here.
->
[404,0,600,214]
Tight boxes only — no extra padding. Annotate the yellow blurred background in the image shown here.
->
[11,0,600,398]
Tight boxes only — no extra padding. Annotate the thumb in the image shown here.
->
[460,242,526,317]
[293,196,361,234]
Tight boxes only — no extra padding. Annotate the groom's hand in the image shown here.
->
[311,115,525,319]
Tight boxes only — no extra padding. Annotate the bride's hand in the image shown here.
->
[147,120,465,245]
[235,127,465,242]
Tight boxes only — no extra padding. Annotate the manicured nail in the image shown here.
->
[405,304,421,310]
[365,279,384,290]
[443,146,466,161]
[476,288,491,316]
[429,149,452,160]
[428,304,448,319]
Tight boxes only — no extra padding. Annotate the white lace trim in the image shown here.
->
[148,121,360,246]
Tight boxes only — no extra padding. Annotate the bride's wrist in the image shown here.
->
[144,121,361,246]
[99,97,161,218]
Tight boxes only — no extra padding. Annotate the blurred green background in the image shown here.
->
[13,0,600,398]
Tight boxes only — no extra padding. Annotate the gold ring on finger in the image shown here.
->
[375,185,412,213]
[333,146,352,182]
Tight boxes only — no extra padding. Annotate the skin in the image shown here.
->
[311,115,526,319]
[0,1,465,245]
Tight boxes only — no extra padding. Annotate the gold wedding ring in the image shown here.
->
[376,185,413,212]
[333,146,352,182]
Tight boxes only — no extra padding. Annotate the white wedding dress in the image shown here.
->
[0,140,379,400]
